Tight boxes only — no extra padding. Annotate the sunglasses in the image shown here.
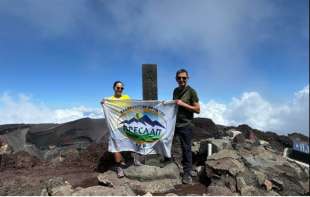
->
[116,87,124,90]
[177,76,188,80]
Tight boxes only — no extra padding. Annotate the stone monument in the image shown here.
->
[142,64,158,100]
[142,64,162,166]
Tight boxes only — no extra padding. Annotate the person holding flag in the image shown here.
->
[173,69,200,184]
[101,81,142,178]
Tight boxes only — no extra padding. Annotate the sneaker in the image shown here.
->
[190,170,198,177]
[134,158,143,166]
[182,174,192,184]
[133,154,143,166]
[116,166,124,178]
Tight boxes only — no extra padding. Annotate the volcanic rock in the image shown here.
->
[60,148,80,162]
[204,136,309,196]
[264,179,273,191]
[0,117,309,196]
[26,118,108,149]
[71,185,135,196]
[232,124,296,152]
[15,151,39,169]
[207,158,245,176]
[207,137,232,152]
[192,118,222,140]
[206,185,236,196]
[124,162,180,181]
[208,149,240,160]
[44,177,68,195]
[50,183,74,196]
[102,161,182,194]
[225,129,242,138]
[128,179,181,194]
[0,151,39,170]
[97,174,114,187]
[253,170,267,185]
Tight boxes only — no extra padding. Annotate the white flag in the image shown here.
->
[102,100,177,158]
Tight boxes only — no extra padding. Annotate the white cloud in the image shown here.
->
[198,85,309,135]
[0,93,103,124]
[199,100,227,125]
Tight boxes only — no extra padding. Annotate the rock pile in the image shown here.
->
[196,134,309,196]
[39,163,181,196]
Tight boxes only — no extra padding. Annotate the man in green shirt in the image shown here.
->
[173,69,200,184]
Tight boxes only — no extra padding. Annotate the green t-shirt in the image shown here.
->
[173,85,199,128]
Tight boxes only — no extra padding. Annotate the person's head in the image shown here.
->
[113,80,124,97]
[175,69,189,88]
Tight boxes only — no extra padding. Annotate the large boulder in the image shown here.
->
[44,177,74,196]
[124,163,180,181]
[49,183,74,196]
[206,157,245,177]
[96,163,182,194]
[128,179,181,194]
[208,149,240,160]
[192,137,232,166]
[205,148,243,178]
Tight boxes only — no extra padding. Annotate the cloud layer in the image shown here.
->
[1,85,308,136]
[0,93,103,124]
[199,85,309,135]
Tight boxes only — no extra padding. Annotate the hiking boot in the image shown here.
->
[182,174,192,184]
[116,166,124,178]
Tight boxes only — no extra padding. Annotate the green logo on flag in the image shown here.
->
[118,106,166,144]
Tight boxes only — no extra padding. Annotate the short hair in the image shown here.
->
[113,81,123,89]
[176,69,189,78]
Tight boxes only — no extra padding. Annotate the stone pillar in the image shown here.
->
[142,64,158,100]
[142,64,161,166]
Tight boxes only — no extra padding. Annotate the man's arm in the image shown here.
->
[176,100,200,114]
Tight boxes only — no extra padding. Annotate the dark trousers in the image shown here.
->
[175,126,192,176]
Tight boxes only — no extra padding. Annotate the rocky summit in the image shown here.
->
[0,117,309,196]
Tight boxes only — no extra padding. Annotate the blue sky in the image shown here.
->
[0,0,309,135]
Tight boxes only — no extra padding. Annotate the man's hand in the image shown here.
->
[175,99,200,114]
[176,99,186,107]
